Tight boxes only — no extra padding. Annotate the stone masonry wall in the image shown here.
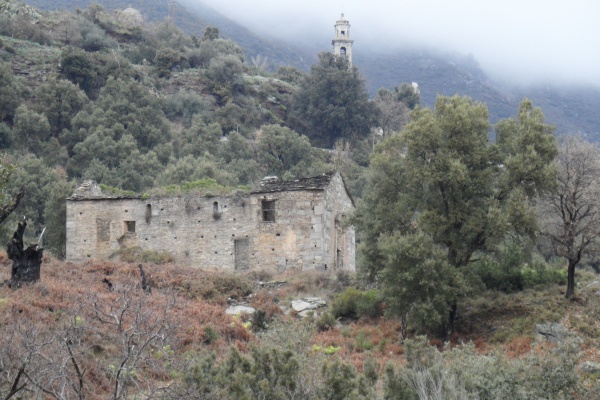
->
[67,183,354,272]
[323,173,355,272]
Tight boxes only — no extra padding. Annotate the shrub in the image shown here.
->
[202,325,219,344]
[384,336,586,400]
[251,309,268,331]
[331,288,384,320]
[470,245,567,292]
[316,312,336,332]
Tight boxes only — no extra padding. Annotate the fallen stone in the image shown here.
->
[579,361,600,374]
[304,297,327,307]
[291,300,314,313]
[535,323,568,344]
[291,297,327,313]
[225,305,256,315]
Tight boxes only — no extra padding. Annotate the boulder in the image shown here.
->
[291,297,326,313]
[225,305,256,315]
[579,361,600,374]
[291,297,327,317]
[535,323,568,343]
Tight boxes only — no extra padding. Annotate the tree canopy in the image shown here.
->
[293,52,379,147]
[353,96,557,332]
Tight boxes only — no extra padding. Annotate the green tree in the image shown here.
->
[13,105,52,150]
[294,52,379,147]
[35,78,88,136]
[374,87,410,138]
[0,160,24,226]
[60,47,98,97]
[205,55,247,105]
[256,124,315,178]
[154,47,182,78]
[0,61,23,123]
[353,96,557,333]
[379,232,465,335]
[0,154,63,243]
[43,179,74,258]
[154,154,236,188]
[395,82,420,110]
[202,26,219,41]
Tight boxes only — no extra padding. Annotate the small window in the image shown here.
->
[125,221,136,233]
[341,30,346,36]
[262,200,276,222]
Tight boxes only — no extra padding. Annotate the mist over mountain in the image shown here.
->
[26,0,600,137]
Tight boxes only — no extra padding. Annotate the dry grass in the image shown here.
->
[1,252,598,397]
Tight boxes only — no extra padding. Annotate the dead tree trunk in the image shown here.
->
[7,220,43,288]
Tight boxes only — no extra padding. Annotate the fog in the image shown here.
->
[193,0,600,87]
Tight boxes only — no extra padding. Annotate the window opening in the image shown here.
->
[340,47,347,56]
[145,204,152,223]
[262,200,276,222]
[125,221,136,233]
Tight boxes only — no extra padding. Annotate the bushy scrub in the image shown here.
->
[331,288,384,320]
[384,336,585,400]
[470,244,567,292]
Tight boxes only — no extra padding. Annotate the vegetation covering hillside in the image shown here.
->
[1,255,599,399]
[26,0,600,137]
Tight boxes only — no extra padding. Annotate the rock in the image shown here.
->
[585,280,600,289]
[535,323,568,343]
[291,297,327,315]
[583,280,600,295]
[225,305,256,315]
[291,300,313,313]
[579,361,600,374]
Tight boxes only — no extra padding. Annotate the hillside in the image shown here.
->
[1,255,599,398]
[1,2,600,398]
[356,49,600,137]
[24,0,315,71]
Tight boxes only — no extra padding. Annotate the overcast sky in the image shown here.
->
[195,0,600,87]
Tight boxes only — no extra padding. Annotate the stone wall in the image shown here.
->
[67,177,355,272]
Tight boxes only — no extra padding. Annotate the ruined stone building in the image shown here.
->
[66,171,355,272]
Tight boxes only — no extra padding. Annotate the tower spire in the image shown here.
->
[332,14,353,66]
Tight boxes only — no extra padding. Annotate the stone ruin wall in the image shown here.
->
[323,172,355,272]
[66,186,355,272]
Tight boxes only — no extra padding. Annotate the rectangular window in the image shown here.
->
[125,221,136,233]
[262,200,276,222]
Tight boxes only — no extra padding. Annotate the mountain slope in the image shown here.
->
[24,0,315,70]
[356,49,600,137]
[25,0,600,137]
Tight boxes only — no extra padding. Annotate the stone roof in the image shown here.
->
[251,171,337,194]
[68,180,140,201]
[69,171,343,200]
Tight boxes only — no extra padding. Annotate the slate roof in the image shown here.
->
[251,171,337,194]
[68,180,140,201]
[69,171,343,200]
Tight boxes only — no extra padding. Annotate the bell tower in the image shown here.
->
[332,14,353,66]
